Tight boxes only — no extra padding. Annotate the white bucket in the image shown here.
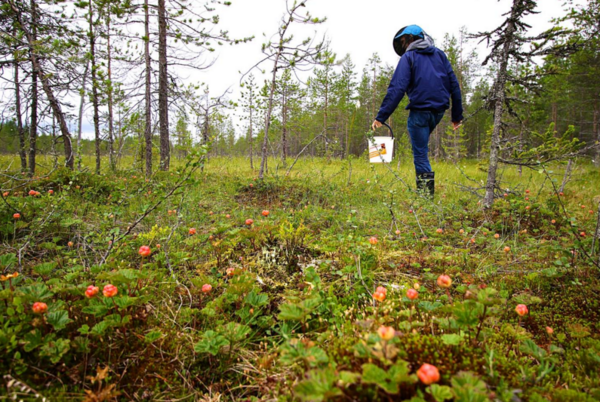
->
[368,136,394,163]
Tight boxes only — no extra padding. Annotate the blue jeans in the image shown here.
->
[407,110,445,174]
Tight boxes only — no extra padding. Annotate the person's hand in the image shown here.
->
[371,120,383,131]
[452,121,462,131]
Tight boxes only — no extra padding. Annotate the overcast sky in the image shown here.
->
[198,0,573,92]
[78,0,578,138]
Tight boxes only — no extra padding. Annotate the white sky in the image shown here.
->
[196,0,573,97]
[76,0,578,139]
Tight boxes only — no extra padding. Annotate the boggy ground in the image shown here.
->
[1,155,599,401]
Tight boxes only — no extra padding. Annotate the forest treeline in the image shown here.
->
[0,0,598,180]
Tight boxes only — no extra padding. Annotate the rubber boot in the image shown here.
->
[416,172,435,198]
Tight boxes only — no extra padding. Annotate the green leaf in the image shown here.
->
[338,371,360,387]
[427,384,454,401]
[0,253,17,269]
[32,262,57,277]
[23,329,43,352]
[294,367,343,401]
[280,340,329,368]
[441,333,465,346]
[144,330,163,343]
[39,337,70,364]
[46,310,72,331]
[90,320,112,336]
[362,363,398,394]
[221,322,251,343]
[278,303,305,322]
[418,301,443,312]
[82,303,110,317]
[194,330,229,356]
[19,283,53,302]
[114,296,138,309]
[519,339,547,361]
[388,360,416,385]
[452,301,482,328]
[450,372,489,402]
[104,313,131,327]
[245,291,268,307]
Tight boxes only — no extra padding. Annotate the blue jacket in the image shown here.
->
[376,47,463,124]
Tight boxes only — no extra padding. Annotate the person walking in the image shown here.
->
[372,25,463,198]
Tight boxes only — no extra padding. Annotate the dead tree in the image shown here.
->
[473,0,578,208]
[244,0,325,180]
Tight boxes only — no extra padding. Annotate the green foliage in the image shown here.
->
[361,360,417,394]
[0,157,599,400]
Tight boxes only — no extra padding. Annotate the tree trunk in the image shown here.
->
[324,77,329,158]
[595,201,600,262]
[483,10,517,209]
[551,102,558,134]
[89,0,101,174]
[107,7,115,170]
[28,0,38,176]
[518,123,523,176]
[259,62,279,180]
[594,106,599,167]
[13,36,27,172]
[13,0,73,169]
[559,159,574,193]
[144,0,153,177]
[158,0,170,171]
[434,125,441,161]
[282,90,288,167]
[249,95,254,169]
[77,61,89,170]
[202,97,210,146]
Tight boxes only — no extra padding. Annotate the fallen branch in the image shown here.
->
[285,133,324,177]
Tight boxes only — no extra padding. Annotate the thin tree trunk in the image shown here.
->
[203,99,209,145]
[594,106,599,167]
[371,65,376,126]
[282,90,288,167]
[324,78,329,158]
[551,102,558,134]
[436,125,442,161]
[107,7,115,170]
[158,0,170,170]
[88,0,101,174]
[559,159,574,193]
[249,96,254,169]
[259,62,279,179]
[14,36,27,172]
[13,0,73,169]
[344,116,349,160]
[483,12,516,209]
[594,201,600,261]
[144,0,153,177]
[77,61,89,170]
[28,0,38,176]
[518,124,523,177]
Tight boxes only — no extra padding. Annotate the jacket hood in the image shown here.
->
[406,33,435,53]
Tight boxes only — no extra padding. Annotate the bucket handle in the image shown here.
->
[379,122,394,139]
